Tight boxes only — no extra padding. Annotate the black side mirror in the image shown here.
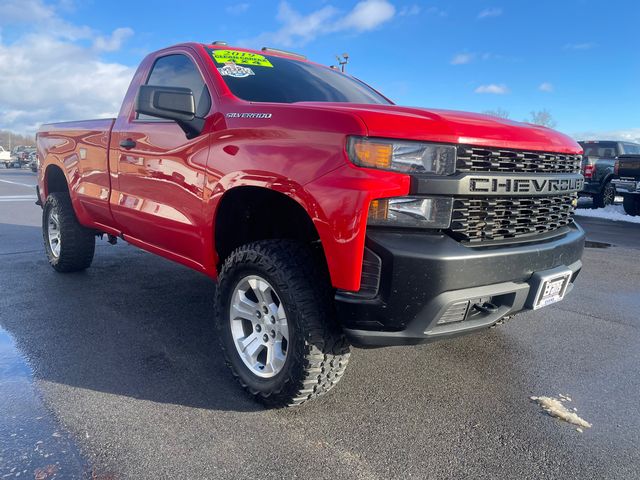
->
[136,85,205,139]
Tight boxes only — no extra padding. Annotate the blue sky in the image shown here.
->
[0,0,638,141]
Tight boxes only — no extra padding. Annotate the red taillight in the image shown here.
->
[583,164,594,179]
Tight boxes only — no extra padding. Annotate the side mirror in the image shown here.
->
[136,85,204,139]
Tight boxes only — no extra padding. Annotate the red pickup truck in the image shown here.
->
[37,42,585,407]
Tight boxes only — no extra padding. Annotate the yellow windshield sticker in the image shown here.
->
[212,50,273,67]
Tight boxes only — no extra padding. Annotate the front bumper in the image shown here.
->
[336,224,585,347]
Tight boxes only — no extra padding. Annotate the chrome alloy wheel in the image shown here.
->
[229,275,289,378]
[603,184,615,206]
[47,208,61,258]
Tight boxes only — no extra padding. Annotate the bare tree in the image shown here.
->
[0,130,36,149]
[526,109,557,128]
[482,108,510,119]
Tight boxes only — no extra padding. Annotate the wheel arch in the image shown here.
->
[43,163,69,198]
[213,185,329,278]
[599,171,614,187]
[41,160,95,227]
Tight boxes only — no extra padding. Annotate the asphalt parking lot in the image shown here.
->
[1,168,639,479]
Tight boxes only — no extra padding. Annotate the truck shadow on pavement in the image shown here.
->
[2,224,638,477]
[1,224,542,422]
[0,225,262,413]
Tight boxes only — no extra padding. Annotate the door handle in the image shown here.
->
[119,138,136,150]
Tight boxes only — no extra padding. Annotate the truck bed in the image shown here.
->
[37,118,115,229]
[617,155,640,178]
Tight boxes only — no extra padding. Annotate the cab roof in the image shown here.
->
[202,43,309,62]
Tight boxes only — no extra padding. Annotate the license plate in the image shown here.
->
[532,271,572,310]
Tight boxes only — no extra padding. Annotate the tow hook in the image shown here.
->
[474,301,499,314]
[107,234,118,245]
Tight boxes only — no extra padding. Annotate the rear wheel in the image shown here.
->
[42,192,95,272]
[214,240,351,407]
[623,195,640,216]
[593,181,615,208]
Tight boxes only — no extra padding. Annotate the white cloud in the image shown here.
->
[0,0,54,24]
[564,42,596,50]
[399,4,421,16]
[573,128,640,143]
[225,3,250,15]
[0,0,93,42]
[450,51,504,65]
[477,7,502,19]
[343,0,395,30]
[475,84,509,94]
[240,0,395,47]
[451,53,474,65]
[0,0,135,133]
[94,27,134,52]
[538,82,554,92]
[424,6,447,17]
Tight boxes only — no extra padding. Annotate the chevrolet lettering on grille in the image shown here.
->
[469,176,584,195]
[411,173,584,197]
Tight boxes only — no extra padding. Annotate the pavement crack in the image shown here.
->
[0,249,43,256]
[550,304,639,330]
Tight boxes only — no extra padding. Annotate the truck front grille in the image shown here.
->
[456,146,581,174]
[448,194,576,243]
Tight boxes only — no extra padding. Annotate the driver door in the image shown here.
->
[110,50,212,268]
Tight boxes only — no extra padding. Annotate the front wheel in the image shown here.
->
[214,240,351,407]
[42,192,96,272]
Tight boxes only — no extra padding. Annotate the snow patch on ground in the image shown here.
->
[575,205,640,224]
[530,395,592,431]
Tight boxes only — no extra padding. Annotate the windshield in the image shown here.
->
[206,48,391,105]
[579,141,618,158]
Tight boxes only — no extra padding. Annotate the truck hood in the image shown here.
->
[296,102,582,154]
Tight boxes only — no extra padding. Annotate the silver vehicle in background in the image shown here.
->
[0,145,13,167]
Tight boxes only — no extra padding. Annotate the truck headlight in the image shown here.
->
[368,197,453,229]
[347,137,456,175]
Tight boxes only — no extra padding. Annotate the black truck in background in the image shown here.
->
[579,141,640,208]
[613,155,640,216]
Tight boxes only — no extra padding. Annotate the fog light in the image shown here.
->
[367,196,453,229]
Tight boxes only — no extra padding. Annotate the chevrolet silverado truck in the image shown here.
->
[613,155,640,215]
[36,43,585,407]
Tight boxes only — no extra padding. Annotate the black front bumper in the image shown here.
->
[336,224,585,347]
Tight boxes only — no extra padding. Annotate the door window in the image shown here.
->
[138,54,211,119]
